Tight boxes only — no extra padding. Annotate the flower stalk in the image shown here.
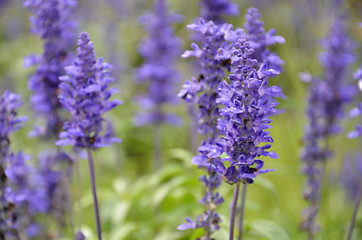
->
[229,183,240,240]
[86,150,102,240]
[237,184,247,240]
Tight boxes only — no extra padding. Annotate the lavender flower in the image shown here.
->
[318,20,356,135]
[177,173,224,234]
[0,90,26,239]
[134,0,182,126]
[75,230,86,240]
[348,65,362,138]
[244,8,285,71]
[200,0,239,23]
[208,39,281,240]
[57,32,121,240]
[300,19,356,238]
[207,39,281,184]
[56,32,122,149]
[179,19,240,137]
[0,91,27,160]
[5,152,49,238]
[24,0,77,137]
[178,19,239,238]
[300,77,326,235]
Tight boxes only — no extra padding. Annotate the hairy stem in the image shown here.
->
[229,183,240,240]
[86,150,102,240]
[237,184,247,240]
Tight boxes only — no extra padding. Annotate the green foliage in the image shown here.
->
[248,220,290,240]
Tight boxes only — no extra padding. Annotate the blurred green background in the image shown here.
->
[0,0,361,239]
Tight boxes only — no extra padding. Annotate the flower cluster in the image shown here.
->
[244,8,285,71]
[24,0,77,137]
[179,19,240,137]
[56,32,122,150]
[177,172,224,234]
[299,76,326,234]
[134,0,182,126]
[207,39,282,184]
[178,19,240,236]
[0,90,26,238]
[318,20,356,136]
[300,19,356,236]
[0,91,27,160]
[200,0,239,23]
[5,152,49,238]
[348,65,362,138]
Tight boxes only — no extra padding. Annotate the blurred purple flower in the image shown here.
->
[37,151,73,229]
[300,19,356,236]
[341,154,362,201]
[134,0,182,126]
[348,65,362,138]
[0,91,27,160]
[200,0,239,23]
[0,0,9,10]
[56,32,122,150]
[23,0,77,137]
[0,90,26,238]
[244,8,285,72]
[75,230,86,240]
[5,152,49,237]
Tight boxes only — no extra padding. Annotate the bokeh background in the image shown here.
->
[0,0,361,239]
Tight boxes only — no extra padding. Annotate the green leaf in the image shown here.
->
[168,148,194,165]
[149,164,185,185]
[249,220,290,240]
[112,201,131,224]
[152,175,190,207]
[109,222,137,240]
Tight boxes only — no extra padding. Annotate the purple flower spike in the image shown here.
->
[24,0,77,137]
[179,19,240,137]
[348,65,362,138]
[5,152,49,237]
[300,19,356,237]
[244,8,285,71]
[0,90,26,238]
[134,0,182,126]
[200,0,239,23]
[178,19,239,238]
[0,91,27,160]
[209,39,281,184]
[56,32,122,150]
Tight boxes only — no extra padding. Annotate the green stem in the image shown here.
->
[86,150,102,240]
[237,184,247,240]
[346,178,362,240]
[229,183,240,240]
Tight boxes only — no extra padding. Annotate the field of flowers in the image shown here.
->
[0,0,361,239]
